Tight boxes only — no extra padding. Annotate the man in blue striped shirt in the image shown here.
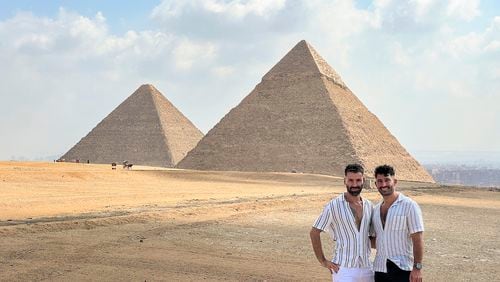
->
[371,164,424,282]
[310,164,374,282]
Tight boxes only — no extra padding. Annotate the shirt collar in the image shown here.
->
[377,192,405,207]
[391,193,405,206]
[340,192,365,203]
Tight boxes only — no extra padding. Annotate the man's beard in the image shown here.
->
[377,185,394,196]
[347,185,362,196]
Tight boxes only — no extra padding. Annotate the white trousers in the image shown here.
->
[332,267,374,282]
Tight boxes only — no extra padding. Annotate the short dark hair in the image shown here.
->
[374,165,395,177]
[344,164,364,176]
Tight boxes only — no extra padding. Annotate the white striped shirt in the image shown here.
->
[372,193,424,272]
[313,193,373,268]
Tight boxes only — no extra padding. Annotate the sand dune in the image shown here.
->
[0,162,498,281]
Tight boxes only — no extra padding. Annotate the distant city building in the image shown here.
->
[426,164,500,187]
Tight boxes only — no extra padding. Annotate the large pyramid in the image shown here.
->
[61,84,203,167]
[177,40,434,182]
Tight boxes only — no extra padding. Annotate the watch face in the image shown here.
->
[414,263,423,270]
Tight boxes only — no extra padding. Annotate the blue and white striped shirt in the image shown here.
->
[372,193,424,272]
[313,193,374,268]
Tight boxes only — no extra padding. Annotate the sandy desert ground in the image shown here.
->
[0,161,499,281]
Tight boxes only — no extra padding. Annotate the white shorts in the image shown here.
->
[332,267,374,282]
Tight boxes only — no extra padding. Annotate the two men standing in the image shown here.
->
[310,164,424,282]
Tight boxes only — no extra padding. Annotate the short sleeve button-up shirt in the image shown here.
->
[372,193,424,272]
[313,193,374,268]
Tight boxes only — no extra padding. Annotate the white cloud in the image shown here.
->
[372,0,441,30]
[172,39,216,70]
[491,66,500,79]
[373,0,439,21]
[150,0,186,18]
[485,40,500,52]
[202,0,286,19]
[445,32,483,57]
[313,0,379,33]
[440,17,500,57]
[151,0,286,20]
[391,42,412,66]
[372,0,482,33]
[211,65,235,77]
[446,0,480,21]
[413,0,437,18]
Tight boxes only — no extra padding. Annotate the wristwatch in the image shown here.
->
[413,262,423,270]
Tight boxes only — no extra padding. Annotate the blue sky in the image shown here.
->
[0,1,159,33]
[0,0,499,162]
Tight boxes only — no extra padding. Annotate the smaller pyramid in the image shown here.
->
[61,84,203,167]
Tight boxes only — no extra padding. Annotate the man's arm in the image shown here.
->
[410,231,424,282]
[309,227,338,273]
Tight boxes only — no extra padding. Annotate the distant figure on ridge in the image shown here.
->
[122,161,133,170]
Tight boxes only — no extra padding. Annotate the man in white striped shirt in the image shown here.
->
[310,164,374,282]
[371,165,424,282]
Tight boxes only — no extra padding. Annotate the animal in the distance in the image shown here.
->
[122,160,133,170]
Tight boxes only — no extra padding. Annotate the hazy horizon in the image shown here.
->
[7,149,500,168]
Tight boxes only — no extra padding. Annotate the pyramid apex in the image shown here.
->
[262,40,346,88]
[131,84,162,99]
[296,40,315,49]
[138,84,157,91]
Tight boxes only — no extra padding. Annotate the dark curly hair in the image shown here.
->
[344,164,364,176]
[374,164,395,177]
